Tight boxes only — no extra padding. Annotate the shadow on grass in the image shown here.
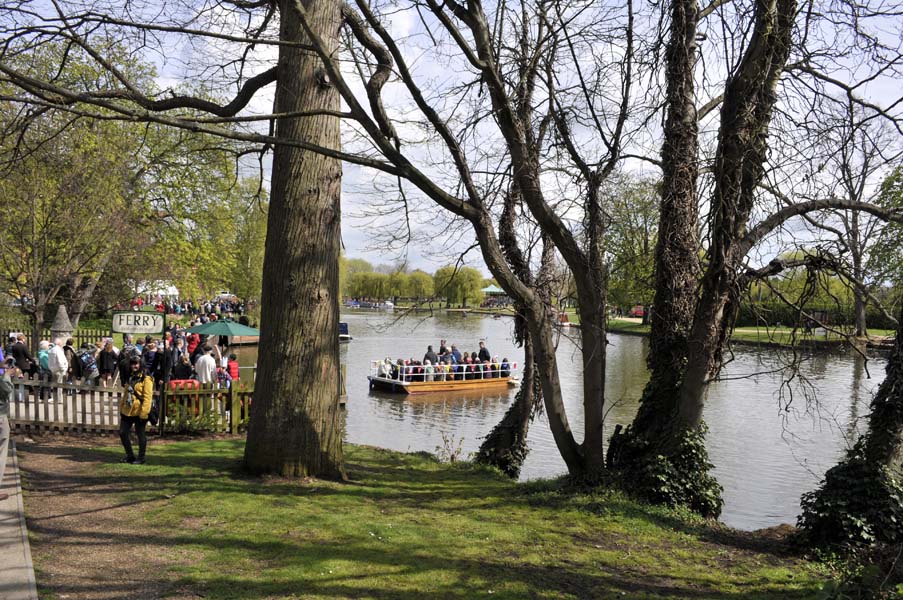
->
[18,440,816,600]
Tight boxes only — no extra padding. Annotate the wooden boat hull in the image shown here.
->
[368,375,516,395]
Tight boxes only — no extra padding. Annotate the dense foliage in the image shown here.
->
[606,422,723,518]
[799,442,903,548]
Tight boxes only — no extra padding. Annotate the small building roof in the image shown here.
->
[481,284,505,295]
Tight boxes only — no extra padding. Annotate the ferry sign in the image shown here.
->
[112,311,165,335]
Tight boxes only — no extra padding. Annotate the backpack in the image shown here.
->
[78,350,99,380]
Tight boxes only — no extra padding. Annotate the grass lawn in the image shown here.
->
[23,439,823,599]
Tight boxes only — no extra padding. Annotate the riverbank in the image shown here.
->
[602,319,896,351]
[18,436,823,599]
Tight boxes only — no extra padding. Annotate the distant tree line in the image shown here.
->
[340,258,488,307]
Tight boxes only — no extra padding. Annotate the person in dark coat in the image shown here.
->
[63,338,82,382]
[478,341,491,363]
[97,341,118,386]
[11,334,36,376]
[423,345,439,366]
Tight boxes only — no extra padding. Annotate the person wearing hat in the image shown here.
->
[119,355,154,464]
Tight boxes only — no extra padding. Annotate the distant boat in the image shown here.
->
[339,322,352,343]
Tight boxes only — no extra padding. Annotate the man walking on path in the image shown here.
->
[0,358,13,501]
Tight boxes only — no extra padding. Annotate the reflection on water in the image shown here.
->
[237,311,881,531]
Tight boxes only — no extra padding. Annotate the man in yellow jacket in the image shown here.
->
[120,355,154,464]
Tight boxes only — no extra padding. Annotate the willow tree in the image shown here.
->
[0,0,356,478]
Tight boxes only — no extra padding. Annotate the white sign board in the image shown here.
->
[112,311,165,335]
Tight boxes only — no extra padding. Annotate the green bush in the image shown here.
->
[798,441,903,549]
[608,424,724,518]
[735,302,898,331]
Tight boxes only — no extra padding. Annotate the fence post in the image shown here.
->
[230,385,238,435]
[160,384,167,437]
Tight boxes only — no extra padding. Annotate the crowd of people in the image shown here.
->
[376,339,512,382]
[0,316,249,466]
[0,322,242,391]
[125,296,246,317]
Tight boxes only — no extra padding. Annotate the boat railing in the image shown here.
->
[369,359,518,380]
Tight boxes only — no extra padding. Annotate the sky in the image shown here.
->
[20,0,900,275]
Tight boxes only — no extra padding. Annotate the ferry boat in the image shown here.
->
[367,360,518,395]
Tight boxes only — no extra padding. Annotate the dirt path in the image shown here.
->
[16,435,198,600]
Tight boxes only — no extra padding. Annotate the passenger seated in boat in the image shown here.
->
[377,358,393,378]
[501,358,510,378]
[433,360,444,382]
[393,359,404,380]
[424,360,434,382]
[463,356,474,380]
[483,359,495,378]
[438,359,451,381]
[410,360,422,382]
[474,359,484,379]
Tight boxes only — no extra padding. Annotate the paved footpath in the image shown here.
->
[0,441,39,600]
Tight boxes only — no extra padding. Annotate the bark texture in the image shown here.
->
[243,0,346,479]
[476,187,545,477]
[629,0,700,441]
[678,0,795,426]
[476,339,540,477]
[608,0,795,517]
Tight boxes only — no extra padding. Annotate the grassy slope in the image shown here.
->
[86,440,819,599]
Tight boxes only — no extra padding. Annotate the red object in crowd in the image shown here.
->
[187,333,200,354]
[227,359,240,380]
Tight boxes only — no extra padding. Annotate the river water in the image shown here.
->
[238,311,881,531]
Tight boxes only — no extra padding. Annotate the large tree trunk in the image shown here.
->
[852,212,868,337]
[606,0,723,518]
[476,187,548,477]
[622,0,700,443]
[678,0,795,421]
[578,292,607,473]
[476,336,540,477]
[578,178,609,475]
[607,0,702,456]
[609,0,794,518]
[243,0,346,480]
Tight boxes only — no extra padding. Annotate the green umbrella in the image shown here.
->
[185,320,260,337]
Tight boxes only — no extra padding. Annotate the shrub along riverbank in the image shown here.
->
[20,438,824,599]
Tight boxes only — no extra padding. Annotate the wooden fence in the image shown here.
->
[7,375,252,434]
[7,366,346,435]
